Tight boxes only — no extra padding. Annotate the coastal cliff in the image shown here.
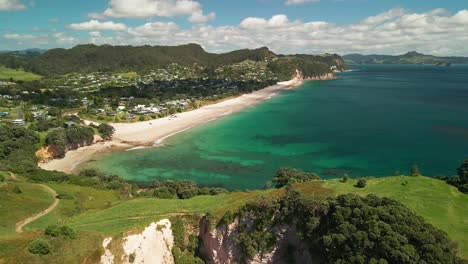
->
[198,216,316,264]
[100,219,175,264]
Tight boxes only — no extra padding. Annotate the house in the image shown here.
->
[12,119,26,126]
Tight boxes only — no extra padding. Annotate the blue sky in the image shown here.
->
[1,0,468,55]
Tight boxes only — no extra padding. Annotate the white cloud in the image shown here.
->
[67,20,127,31]
[3,32,77,46]
[95,0,215,23]
[0,0,26,10]
[5,8,468,56]
[285,0,319,6]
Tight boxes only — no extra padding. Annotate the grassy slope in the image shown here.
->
[0,182,55,236]
[318,176,468,259]
[68,190,276,235]
[0,66,41,81]
[26,183,122,232]
[0,176,466,262]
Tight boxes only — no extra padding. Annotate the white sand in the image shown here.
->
[39,79,302,173]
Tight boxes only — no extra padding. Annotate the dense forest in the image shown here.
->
[204,188,466,263]
[0,44,345,78]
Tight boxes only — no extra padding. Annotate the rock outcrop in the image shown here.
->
[198,216,317,264]
[100,219,175,264]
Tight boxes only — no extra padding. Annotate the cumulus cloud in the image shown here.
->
[67,20,127,31]
[0,0,26,10]
[6,8,468,56]
[3,32,76,46]
[94,0,215,23]
[285,0,319,6]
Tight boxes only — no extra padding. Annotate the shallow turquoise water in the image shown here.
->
[86,65,468,190]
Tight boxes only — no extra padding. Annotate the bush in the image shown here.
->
[44,225,77,239]
[340,174,349,183]
[355,178,367,188]
[98,123,115,140]
[12,185,22,194]
[45,225,61,237]
[28,240,51,255]
[272,167,320,188]
[129,253,136,263]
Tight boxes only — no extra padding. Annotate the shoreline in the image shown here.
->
[39,78,305,174]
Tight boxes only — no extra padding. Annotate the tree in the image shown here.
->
[28,240,51,255]
[410,165,421,177]
[355,178,367,188]
[98,123,115,140]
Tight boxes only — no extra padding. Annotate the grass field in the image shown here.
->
[0,182,55,236]
[26,183,122,232]
[0,66,41,82]
[318,176,468,259]
[67,189,276,235]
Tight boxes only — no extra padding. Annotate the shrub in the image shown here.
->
[340,174,349,183]
[355,178,367,188]
[28,240,51,255]
[44,225,61,237]
[12,185,22,194]
[272,167,320,188]
[60,226,77,239]
[44,225,77,239]
[98,123,115,140]
[129,253,136,263]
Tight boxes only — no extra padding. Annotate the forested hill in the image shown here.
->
[0,43,346,77]
[344,51,468,65]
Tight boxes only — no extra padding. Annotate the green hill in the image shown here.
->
[0,44,346,78]
[343,51,468,65]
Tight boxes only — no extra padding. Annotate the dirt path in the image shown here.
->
[15,183,59,233]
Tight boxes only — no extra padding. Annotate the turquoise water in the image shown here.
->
[86,65,468,190]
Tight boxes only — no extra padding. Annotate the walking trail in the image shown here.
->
[14,174,59,233]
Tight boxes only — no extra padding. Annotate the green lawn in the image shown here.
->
[0,66,41,82]
[0,182,55,236]
[317,176,468,259]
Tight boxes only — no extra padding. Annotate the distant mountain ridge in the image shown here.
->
[343,51,468,65]
[0,43,346,79]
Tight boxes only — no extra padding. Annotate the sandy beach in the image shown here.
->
[39,78,302,173]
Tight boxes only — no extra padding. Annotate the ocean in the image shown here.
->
[84,64,468,190]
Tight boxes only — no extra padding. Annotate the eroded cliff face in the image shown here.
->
[100,219,174,264]
[198,217,317,264]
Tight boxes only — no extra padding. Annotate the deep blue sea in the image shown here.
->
[85,64,468,190]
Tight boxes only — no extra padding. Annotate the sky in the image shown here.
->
[1,0,468,55]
